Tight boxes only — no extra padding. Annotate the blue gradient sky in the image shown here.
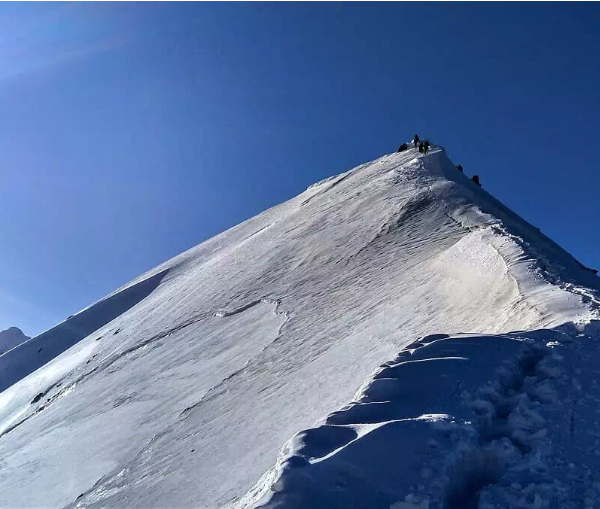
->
[1,3,599,336]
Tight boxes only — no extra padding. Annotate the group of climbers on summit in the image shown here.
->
[397,134,482,187]
[413,134,430,155]
[396,134,430,154]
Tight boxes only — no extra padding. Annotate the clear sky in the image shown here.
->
[1,3,599,337]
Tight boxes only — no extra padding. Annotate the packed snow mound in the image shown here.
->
[244,323,600,509]
[0,144,598,508]
[0,327,29,355]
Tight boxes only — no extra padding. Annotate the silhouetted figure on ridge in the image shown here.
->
[423,141,430,154]
[397,143,409,153]
[413,134,420,147]
[418,142,424,153]
[457,164,463,172]
[577,260,598,275]
[471,175,481,187]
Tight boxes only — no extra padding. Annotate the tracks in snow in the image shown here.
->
[240,326,600,509]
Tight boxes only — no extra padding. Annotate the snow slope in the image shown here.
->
[0,144,598,508]
[0,327,29,355]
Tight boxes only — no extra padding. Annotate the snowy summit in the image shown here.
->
[0,326,29,355]
[0,142,599,509]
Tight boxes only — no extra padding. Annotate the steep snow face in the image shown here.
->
[0,327,29,355]
[0,146,598,508]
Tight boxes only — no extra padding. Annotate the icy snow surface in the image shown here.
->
[0,145,599,508]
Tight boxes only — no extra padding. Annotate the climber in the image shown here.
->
[577,261,599,275]
[413,134,420,147]
[423,141,430,154]
[457,165,463,173]
[418,142,424,153]
[397,143,409,153]
[471,175,481,187]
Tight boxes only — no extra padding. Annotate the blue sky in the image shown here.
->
[1,3,599,337]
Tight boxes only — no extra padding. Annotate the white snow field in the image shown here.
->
[1,144,599,509]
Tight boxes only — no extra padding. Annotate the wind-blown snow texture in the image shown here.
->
[1,144,599,509]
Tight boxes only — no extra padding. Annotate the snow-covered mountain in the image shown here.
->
[0,144,598,509]
[0,326,29,355]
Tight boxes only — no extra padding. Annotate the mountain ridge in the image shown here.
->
[0,143,598,508]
